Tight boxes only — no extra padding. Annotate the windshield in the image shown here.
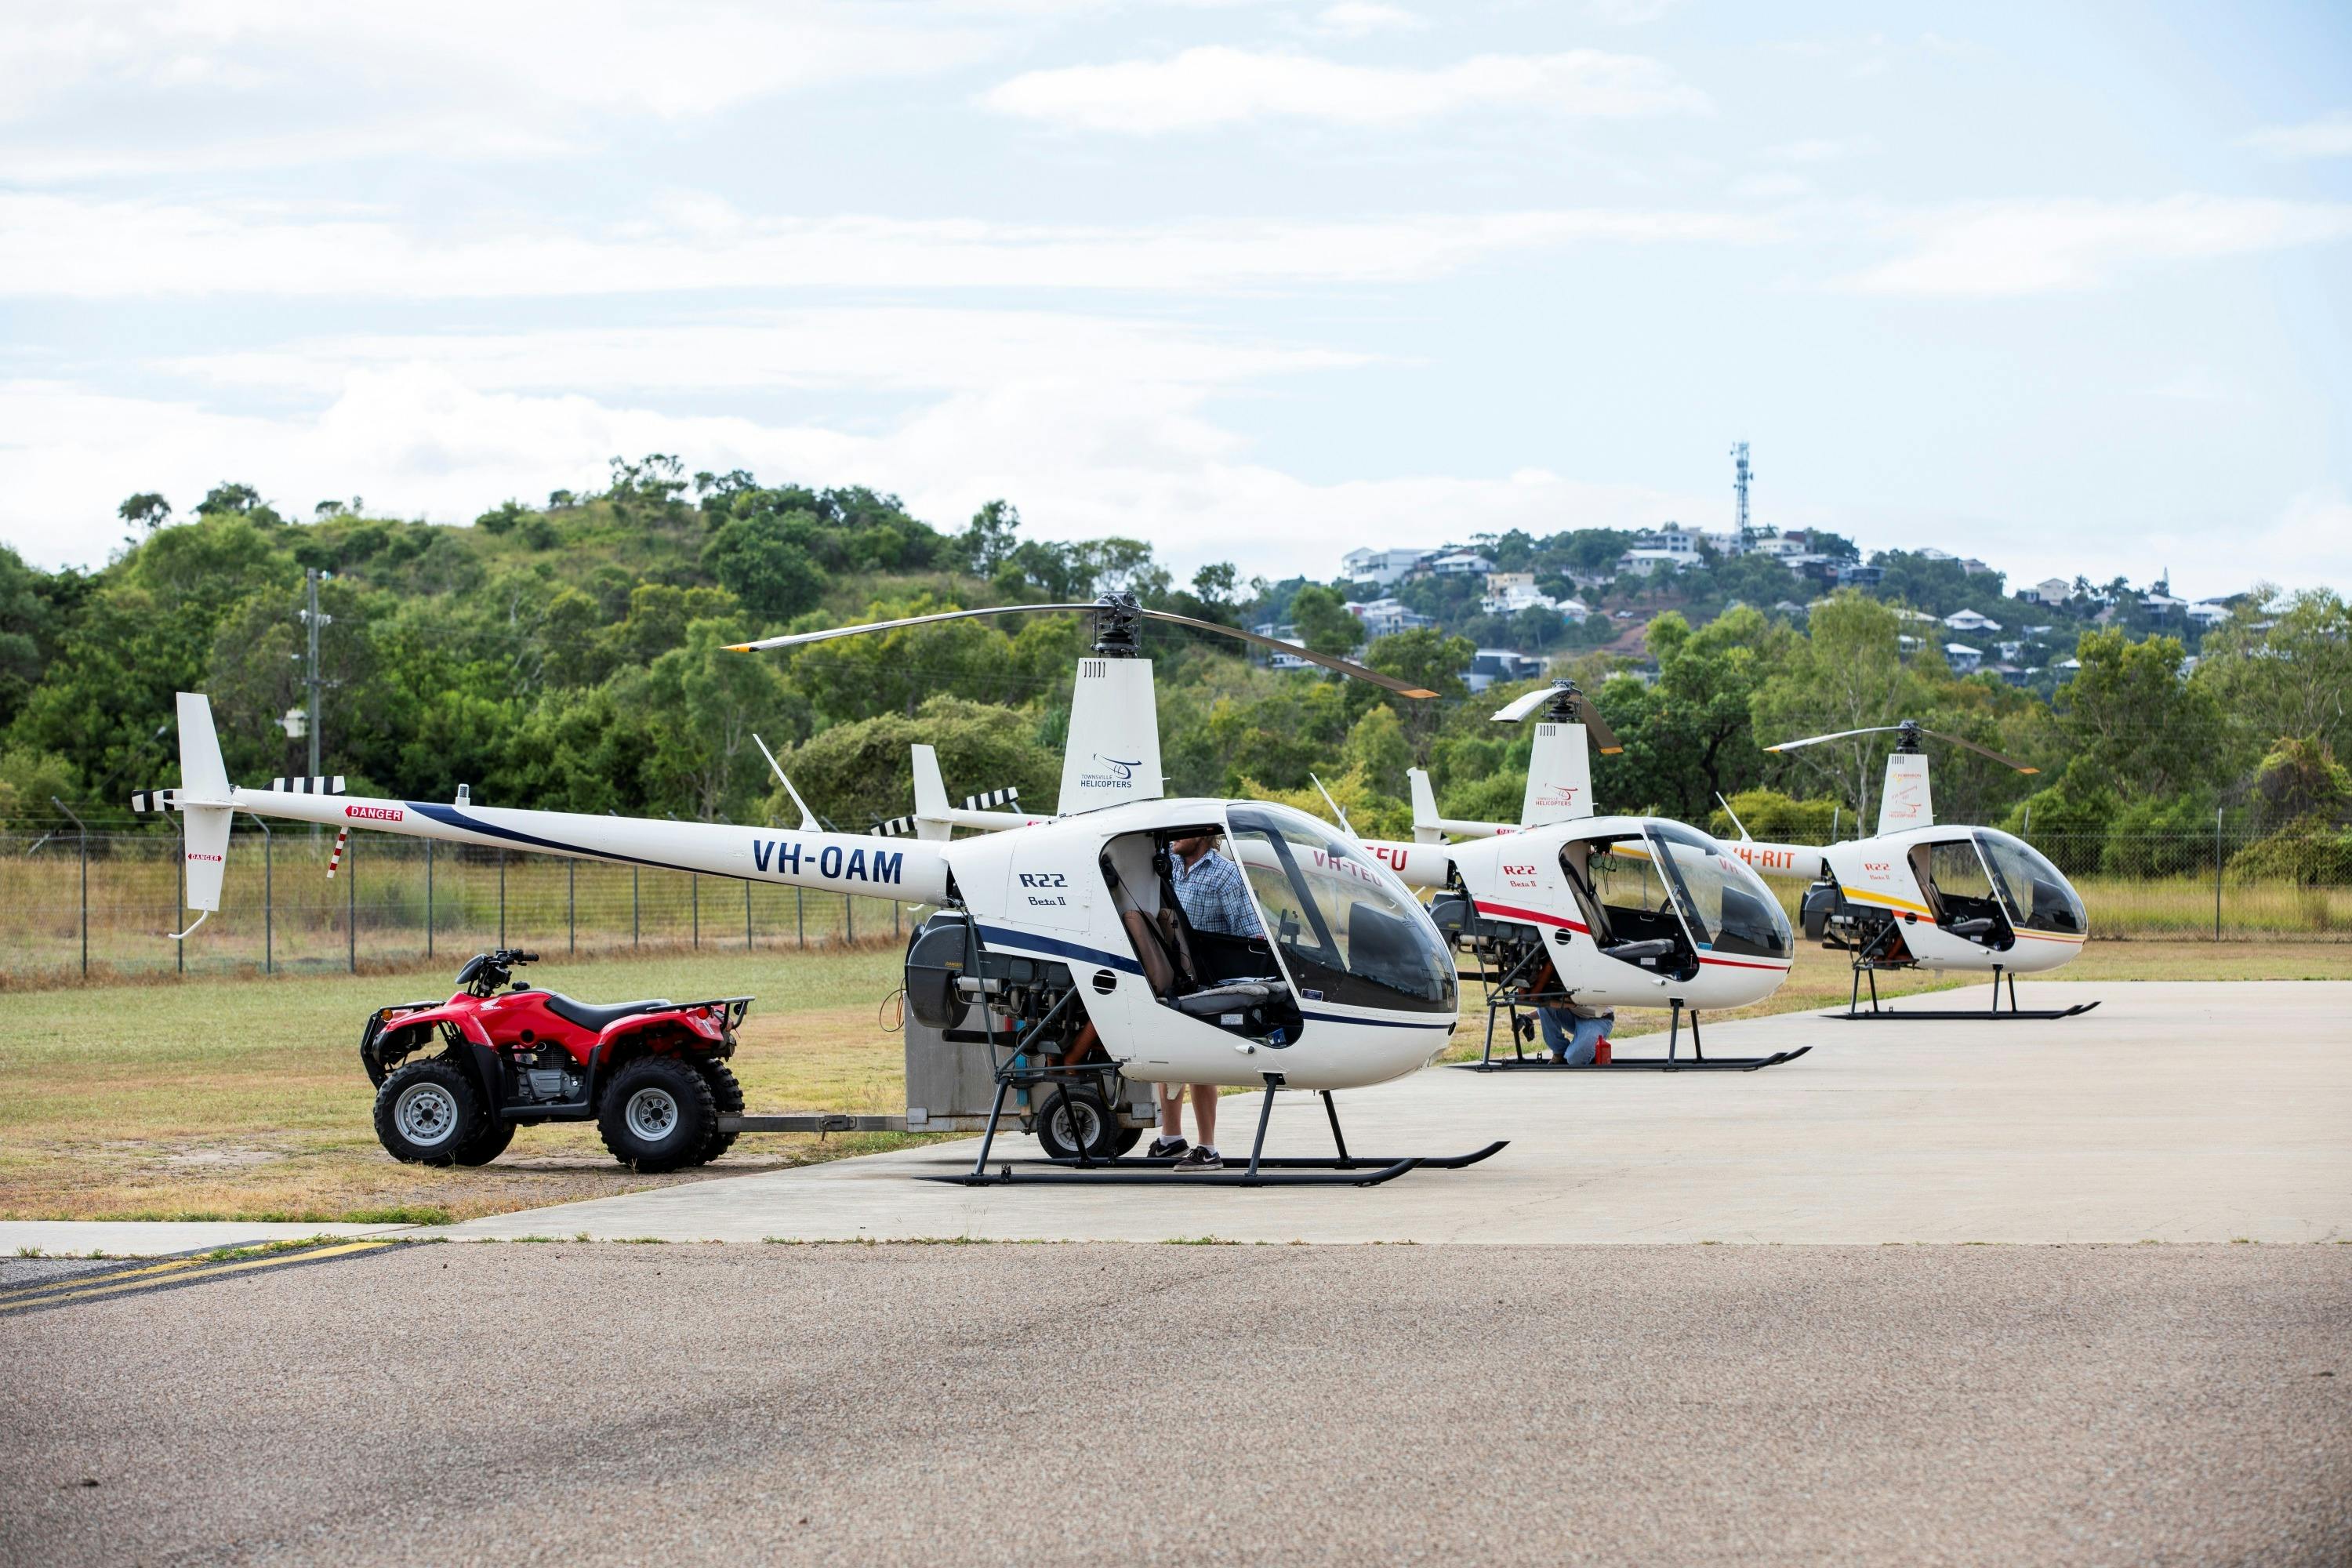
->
[1645,823,1793,960]
[1973,829,2088,935]
[1226,804,1456,1014]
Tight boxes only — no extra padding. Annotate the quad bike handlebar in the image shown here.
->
[456,947,540,996]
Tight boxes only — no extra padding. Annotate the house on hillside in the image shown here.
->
[2185,601,2230,628]
[1426,548,1496,578]
[1250,621,1319,671]
[1944,608,2002,633]
[1341,546,1436,586]
[1463,648,1546,694]
[1835,561,1883,586]
[1944,642,1984,673]
[1345,597,1433,641]
[2017,576,2074,604]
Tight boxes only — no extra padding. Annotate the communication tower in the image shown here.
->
[1730,441,1752,538]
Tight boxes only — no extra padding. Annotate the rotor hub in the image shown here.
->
[1089,591,1143,658]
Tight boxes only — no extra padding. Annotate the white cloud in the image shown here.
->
[0,1,996,177]
[2237,110,2352,161]
[166,309,1374,396]
[1730,172,1810,201]
[0,194,1775,297]
[1846,195,2352,296]
[980,45,1708,132]
[1311,2,1425,37]
[0,365,1702,579]
[1584,0,1682,24]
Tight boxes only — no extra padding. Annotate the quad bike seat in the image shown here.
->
[1173,980,1279,1018]
[541,993,678,1033]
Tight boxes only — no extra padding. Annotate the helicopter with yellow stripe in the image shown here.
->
[1724,720,2093,1020]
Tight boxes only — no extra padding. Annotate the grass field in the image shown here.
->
[4,938,2347,1225]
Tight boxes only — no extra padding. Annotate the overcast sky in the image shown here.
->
[1,1,2347,598]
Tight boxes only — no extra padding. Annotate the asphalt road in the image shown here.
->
[4,1241,2347,1566]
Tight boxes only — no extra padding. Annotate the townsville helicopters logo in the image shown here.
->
[1080,754,1142,789]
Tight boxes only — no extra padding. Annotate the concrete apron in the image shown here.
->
[0,1222,412,1259]
[437,981,2352,1247]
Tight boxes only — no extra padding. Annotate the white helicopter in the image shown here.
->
[136,593,1501,1186]
[917,676,1804,1072]
[1728,719,2093,1020]
[1348,680,1805,1070]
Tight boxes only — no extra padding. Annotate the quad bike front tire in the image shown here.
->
[697,1058,744,1162]
[452,1117,516,1167]
[374,1058,488,1167]
[598,1056,719,1173]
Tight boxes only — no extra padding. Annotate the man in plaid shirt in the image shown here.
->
[1152,830,1265,1170]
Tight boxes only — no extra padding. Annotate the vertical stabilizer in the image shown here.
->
[1519,721,1594,826]
[172,692,234,917]
[1877,749,1933,835]
[907,746,956,841]
[1408,768,1443,844]
[1057,657,1163,816]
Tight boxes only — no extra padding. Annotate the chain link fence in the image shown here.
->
[2,826,912,988]
[5,818,2347,989]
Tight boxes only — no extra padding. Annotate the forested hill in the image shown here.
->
[0,458,2347,876]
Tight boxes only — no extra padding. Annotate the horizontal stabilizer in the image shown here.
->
[270,775,346,794]
[130,788,177,813]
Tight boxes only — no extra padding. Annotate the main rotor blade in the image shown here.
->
[1582,705,1623,757]
[1490,687,1556,723]
[1920,728,2040,774]
[1136,609,1438,698]
[1763,724,1904,753]
[725,603,1101,653]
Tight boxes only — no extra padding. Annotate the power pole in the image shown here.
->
[303,569,328,780]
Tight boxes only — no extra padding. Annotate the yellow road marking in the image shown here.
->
[0,1240,397,1315]
[0,1250,232,1306]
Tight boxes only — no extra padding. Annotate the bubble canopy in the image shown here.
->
[1973,827,2088,935]
[1225,803,1458,1014]
[1645,822,1795,960]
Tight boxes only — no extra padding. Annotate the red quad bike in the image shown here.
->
[360,949,753,1172]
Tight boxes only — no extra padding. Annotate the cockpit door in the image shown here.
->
[1907,837,2014,952]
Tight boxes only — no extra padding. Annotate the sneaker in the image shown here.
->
[1147,1136,1189,1160]
[1172,1146,1223,1172]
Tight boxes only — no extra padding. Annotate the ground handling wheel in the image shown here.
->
[598,1056,719,1173]
[697,1059,744,1162]
[373,1058,488,1167]
[1033,1085,1120,1162]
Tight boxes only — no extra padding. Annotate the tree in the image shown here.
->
[2198,588,2352,764]
[2055,628,2221,800]
[1288,585,1361,657]
[1365,626,1474,762]
[117,493,171,532]
[961,499,1022,576]
[701,514,829,622]
[772,697,1058,831]
[1750,591,1910,818]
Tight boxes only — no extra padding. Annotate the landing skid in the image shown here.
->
[1833,963,2100,1022]
[1458,993,1810,1073]
[931,1075,1508,1188]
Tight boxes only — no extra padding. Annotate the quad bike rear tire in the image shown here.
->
[598,1055,718,1173]
[697,1059,744,1162]
[1033,1086,1119,1162]
[374,1058,488,1167]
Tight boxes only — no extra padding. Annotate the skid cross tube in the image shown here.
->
[1834,959,2101,1022]
[1461,957,1811,1073]
[937,1075,1508,1186]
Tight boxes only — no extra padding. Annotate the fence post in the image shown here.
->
[426,838,434,961]
[51,797,87,979]
[692,873,700,949]
[1831,807,1841,843]
[845,891,854,946]
[633,867,640,947]
[568,859,576,956]
[745,879,753,952]
[244,811,273,975]
[178,813,187,976]
[347,830,356,975]
[2215,806,2223,942]
[797,886,804,949]
[499,851,507,949]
